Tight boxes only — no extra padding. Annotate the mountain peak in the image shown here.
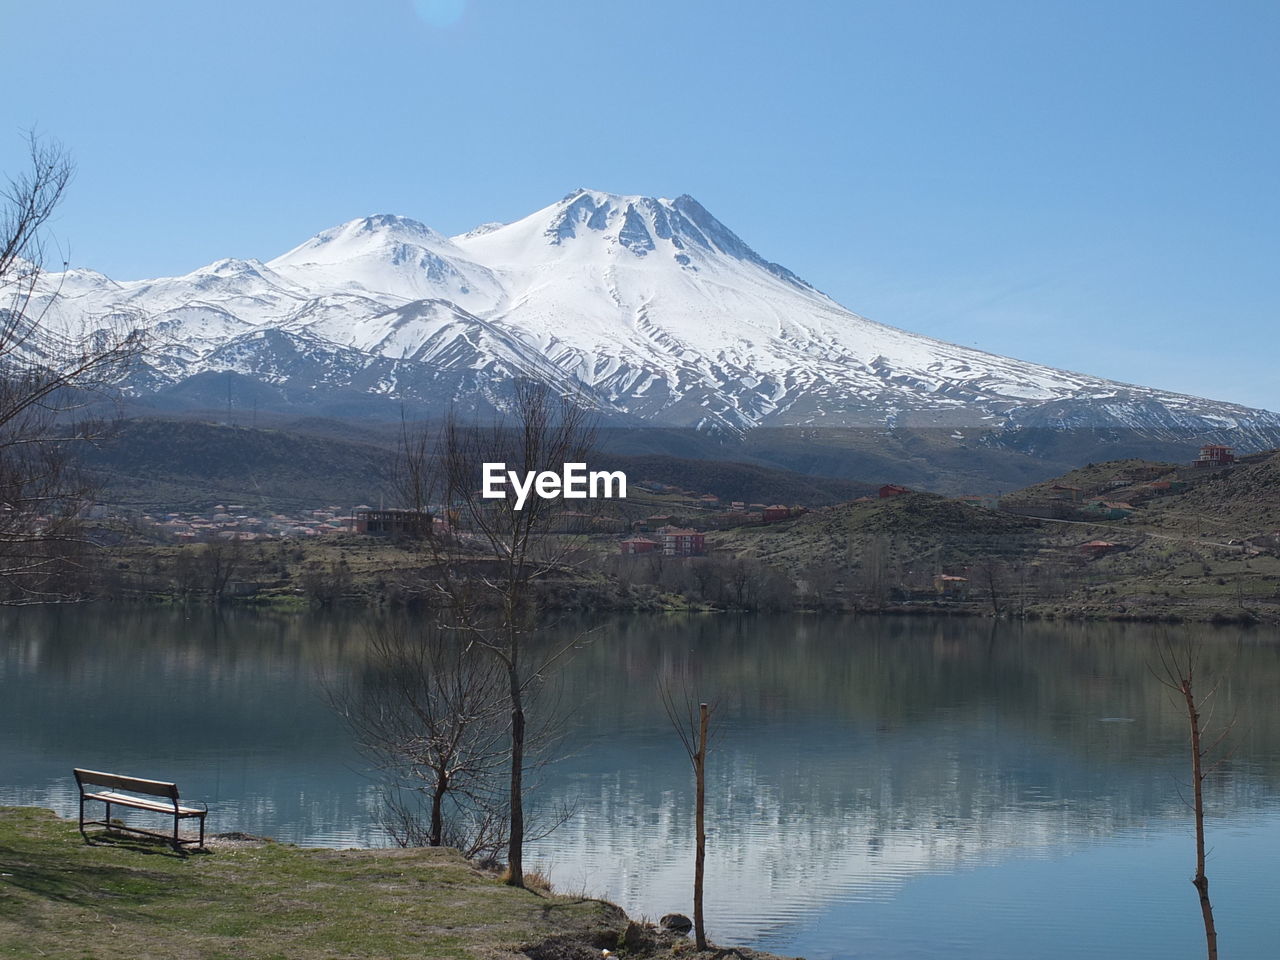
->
[267,213,461,275]
[503,189,807,288]
[456,221,506,240]
[558,187,672,206]
[202,257,270,277]
[318,214,448,247]
[261,211,504,312]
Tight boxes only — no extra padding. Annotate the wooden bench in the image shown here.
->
[74,768,208,851]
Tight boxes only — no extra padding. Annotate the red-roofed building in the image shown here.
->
[1194,444,1236,468]
[879,484,910,498]
[618,537,660,556]
[657,527,706,556]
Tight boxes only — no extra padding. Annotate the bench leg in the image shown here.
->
[104,802,112,833]
[79,795,86,842]
[199,815,205,849]
[173,815,181,852]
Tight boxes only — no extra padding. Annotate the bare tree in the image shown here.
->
[970,557,1008,616]
[399,380,599,887]
[727,557,756,609]
[299,558,353,607]
[1153,641,1235,960]
[0,132,142,602]
[172,546,201,598]
[662,684,718,951]
[690,558,721,603]
[199,534,244,602]
[332,622,511,856]
[393,406,433,518]
[857,534,891,608]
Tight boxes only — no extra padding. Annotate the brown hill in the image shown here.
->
[1145,450,1280,538]
[720,491,1044,573]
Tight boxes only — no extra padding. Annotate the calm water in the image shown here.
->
[3,608,1279,958]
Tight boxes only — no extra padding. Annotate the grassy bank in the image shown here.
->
[0,807,633,959]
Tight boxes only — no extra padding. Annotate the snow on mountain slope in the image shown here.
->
[25,190,1280,442]
[447,189,1273,434]
[28,255,309,340]
[267,214,505,314]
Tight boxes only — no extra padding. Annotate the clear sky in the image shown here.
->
[3,0,1277,410]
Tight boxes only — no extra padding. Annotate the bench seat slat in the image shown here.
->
[84,790,205,816]
[75,768,178,798]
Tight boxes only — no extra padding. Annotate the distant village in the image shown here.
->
[78,440,1279,618]
[119,471,821,554]
[133,504,371,542]
[616,487,806,558]
[121,444,1274,571]
[125,487,810,555]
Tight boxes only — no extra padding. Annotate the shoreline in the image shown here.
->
[0,806,798,960]
[72,590,1280,625]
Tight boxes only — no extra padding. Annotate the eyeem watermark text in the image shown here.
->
[482,463,627,511]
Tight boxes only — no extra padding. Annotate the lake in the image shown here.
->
[2,607,1278,958]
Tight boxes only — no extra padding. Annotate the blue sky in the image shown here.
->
[3,0,1277,409]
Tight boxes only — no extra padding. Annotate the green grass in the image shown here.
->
[0,807,623,960]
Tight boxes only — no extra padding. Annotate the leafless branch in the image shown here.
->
[383,379,601,886]
[0,132,144,603]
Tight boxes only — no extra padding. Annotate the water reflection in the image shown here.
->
[2,608,1278,957]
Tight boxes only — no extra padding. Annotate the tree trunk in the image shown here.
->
[1183,680,1218,960]
[507,661,525,887]
[430,773,447,847]
[694,702,708,950]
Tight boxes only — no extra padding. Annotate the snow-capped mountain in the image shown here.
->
[27,190,1280,444]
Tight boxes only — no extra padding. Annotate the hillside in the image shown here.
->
[1000,458,1180,506]
[81,417,882,513]
[698,454,1280,621]
[596,452,878,505]
[75,422,1280,622]
[996,449,1280,540]
[82,419,392,512]
[722,493,1045,572]
[1144,451,1280,537]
